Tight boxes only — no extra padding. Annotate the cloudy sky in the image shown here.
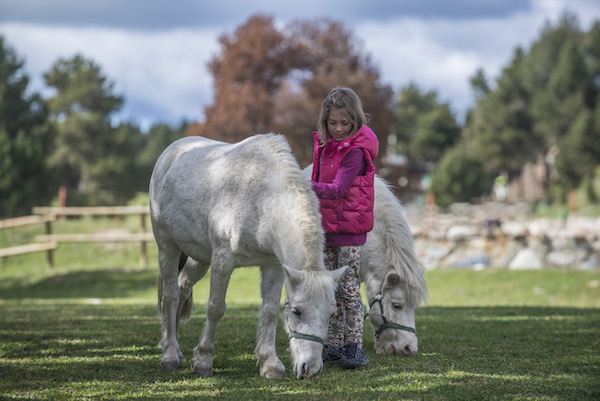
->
[1,0,600,130]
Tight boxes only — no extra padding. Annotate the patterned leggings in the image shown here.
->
[323,245,364,348]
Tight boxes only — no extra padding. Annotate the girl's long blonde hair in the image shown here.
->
[316,87,369,146]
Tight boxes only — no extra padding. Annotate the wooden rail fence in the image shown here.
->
[0,206,154,269]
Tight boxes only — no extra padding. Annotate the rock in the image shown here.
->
[443,238,489,269]
[528,218,564,237]
[446,225,479,241]
[509,248,544,270]
[407,200,599,270]
[568,216,600,239]
[414,239,453,270]
[581,254,600,270]
[545,235,594,268]
[546,249,581,268]
[447,255,489,269]
[488,239,525,268]
[502,221,529,237]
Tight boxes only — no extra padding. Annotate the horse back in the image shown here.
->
[150,134,296,263]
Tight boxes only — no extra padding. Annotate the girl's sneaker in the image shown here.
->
[341,342,369,369]
[322,344,345,365]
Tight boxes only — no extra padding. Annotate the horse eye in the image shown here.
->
[392,303,403,310]
[292,308,302,317]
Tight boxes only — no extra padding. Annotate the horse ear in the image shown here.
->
[282,264,302,287]
[384,272,402,288]
[328,265,348,285]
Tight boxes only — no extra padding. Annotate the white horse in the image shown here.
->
[299,166,428,356]
[362,175,428,356]
[150,134,345,380]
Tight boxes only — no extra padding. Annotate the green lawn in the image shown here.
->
[1,224,599,400]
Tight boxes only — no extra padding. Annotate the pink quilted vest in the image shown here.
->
[311,125,379,235]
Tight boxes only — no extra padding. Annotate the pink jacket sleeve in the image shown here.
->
[312,148,366,200]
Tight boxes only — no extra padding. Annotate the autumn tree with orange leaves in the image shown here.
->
[187,14,393,167]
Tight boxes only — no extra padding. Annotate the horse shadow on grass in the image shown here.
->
[0,267,157,299]
[360,305,600,400]
[1,302,270,399]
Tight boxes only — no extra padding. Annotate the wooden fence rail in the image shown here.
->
[0,206,154,269]
[0,214,56,266]
[0,214,55,229]
[0,241,58,259]
[32,206,150,216]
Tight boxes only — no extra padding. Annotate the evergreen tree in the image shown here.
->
[469,68,490,102]
[431,145,490,208]
[392,83,459,163]
[392,83,438,156]
[554,109,600,200]
[467,47,538,178]
[527,13,583,142]
[135,122,187,191]
[44,54,137,205]
[0,36,56,217]
[464,12,600,201]
[409,105,460,163]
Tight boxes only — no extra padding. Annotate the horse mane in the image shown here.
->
[374,176,429,306]
[301,269,338,302]
[249,134,325,271]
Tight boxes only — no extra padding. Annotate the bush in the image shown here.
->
[431,146,491,208]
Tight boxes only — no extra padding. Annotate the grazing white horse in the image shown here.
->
[299,166,428,356]
[362,176,428,356]
[150,134,345,380]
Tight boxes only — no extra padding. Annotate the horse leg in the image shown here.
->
[256,264,286,379]
[177,256,210,329]
[157,242,184,370]
[193,248,234,377]
[174,255,211,357]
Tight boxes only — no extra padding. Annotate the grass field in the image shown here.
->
[1,218,599,400]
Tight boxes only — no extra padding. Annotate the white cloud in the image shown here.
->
[356,17,513,118]
[1,0,599,127]
[0,23,220,128]
[356,2,600,119]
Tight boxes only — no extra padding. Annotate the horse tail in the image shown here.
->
[178,252,194,322]
[157,272,164,317]
[156,252,194,321]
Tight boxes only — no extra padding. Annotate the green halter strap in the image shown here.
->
[368,295,416,339]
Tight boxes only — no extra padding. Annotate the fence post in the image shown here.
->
[426,191,435,230]
[140,212,148,269]
[45,217,54,269]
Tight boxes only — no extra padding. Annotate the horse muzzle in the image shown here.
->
[381,342,418,356]
[295,359,323,380]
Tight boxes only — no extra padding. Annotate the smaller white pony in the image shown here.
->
[299,166,428,356]
[150,134,345,380]
[362,176,428,356]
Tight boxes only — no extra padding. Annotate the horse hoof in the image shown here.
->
[262,369,285,379]
[260,358,286,379]
[161,361,179,371]
[194,368,213,377]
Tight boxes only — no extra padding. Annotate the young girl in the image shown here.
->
[310,87,378,368]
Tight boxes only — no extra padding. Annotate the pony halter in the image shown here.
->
[367,294,416,340]
[288,326,325,345]
[284,299,325,345]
